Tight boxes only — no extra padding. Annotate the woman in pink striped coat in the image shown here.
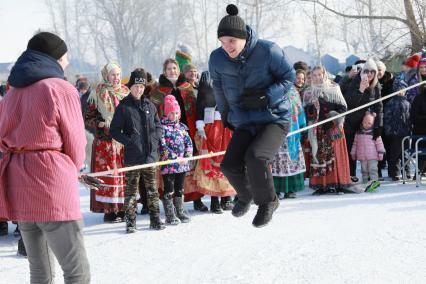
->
[0,32,90,283]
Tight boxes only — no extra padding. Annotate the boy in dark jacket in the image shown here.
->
[383,80,411,180]
[110,69,165,233]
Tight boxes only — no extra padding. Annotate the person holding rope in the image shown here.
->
[0,32,90,283]
[209,4,294,227]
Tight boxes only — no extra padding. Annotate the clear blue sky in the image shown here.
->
[0,0,50,62]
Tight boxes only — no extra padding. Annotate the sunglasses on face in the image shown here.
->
[363,69,376,74]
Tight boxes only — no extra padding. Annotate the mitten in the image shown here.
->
[242,89,268,109]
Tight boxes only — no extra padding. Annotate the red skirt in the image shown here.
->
[309,136,351,190]
[193,121,236,197]
[90,139,125,213]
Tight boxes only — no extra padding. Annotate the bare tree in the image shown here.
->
[300,0,426,52]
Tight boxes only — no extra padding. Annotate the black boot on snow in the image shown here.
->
[210,197,223,214]
[193,198,208,212]
[220,196,234,211]
[139,205,149,215]
[252,196,280,228]
[149,215,166,231]
[17,237,27,257]
[0,221,8,236]
[13,225,21,237]
[231,200,251,217]
[116,211,125,223]
[103,212,118,223]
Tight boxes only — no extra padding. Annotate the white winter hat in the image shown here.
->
[362,59,378,73]
[376,60,386,72]
[361,59,379,88]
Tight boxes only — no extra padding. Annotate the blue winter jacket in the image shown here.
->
[208,25,294,130]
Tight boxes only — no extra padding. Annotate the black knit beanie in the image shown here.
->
[217,4,247,39]
[127,69,148,89]
[27,32,68,60]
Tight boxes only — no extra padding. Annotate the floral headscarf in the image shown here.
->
[88,62,129,127]
[303,66,347,176]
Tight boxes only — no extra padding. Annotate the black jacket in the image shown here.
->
[110,95,163,166]
[343,74,383,133]
[411,91,426,135]
[196,71,216,121]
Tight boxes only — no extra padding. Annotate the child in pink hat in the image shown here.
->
[159,95,193,225]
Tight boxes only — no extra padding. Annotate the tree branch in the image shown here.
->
[299,0,408,24]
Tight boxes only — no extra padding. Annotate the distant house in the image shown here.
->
[0,62,14,82]
[66,59,99,85]
[321,54,341,75]
[283,45,316,67]
[345,55,360,68]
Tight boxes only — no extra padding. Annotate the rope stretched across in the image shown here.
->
[83,80,426,178]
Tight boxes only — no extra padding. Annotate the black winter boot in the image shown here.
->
[103,212,120,223]
[139,205,149,215]
[149,215,166,230]
[13,225,21,237]
[220,196,234,211]
[193,198,208,212]
[231,200,251,217]
[162,195,180,225]
[0,221,8,236]
[174,197,191,223]
[17,237,27,257]
[210,197,223,214]
[284,192,297,199]
[252,196,280,228]
[116,211,125,222]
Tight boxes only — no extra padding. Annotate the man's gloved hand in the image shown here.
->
[242,89,268,109]
[373,127,382,141]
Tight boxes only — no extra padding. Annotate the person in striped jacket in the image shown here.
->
[0,32,90,283]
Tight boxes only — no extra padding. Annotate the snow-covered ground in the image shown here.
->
[2,179,426,284]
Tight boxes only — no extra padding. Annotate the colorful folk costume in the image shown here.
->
[85,63,129,220]
[193,71,236,199]
[272,88,307,197]
[303,68,351,194]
